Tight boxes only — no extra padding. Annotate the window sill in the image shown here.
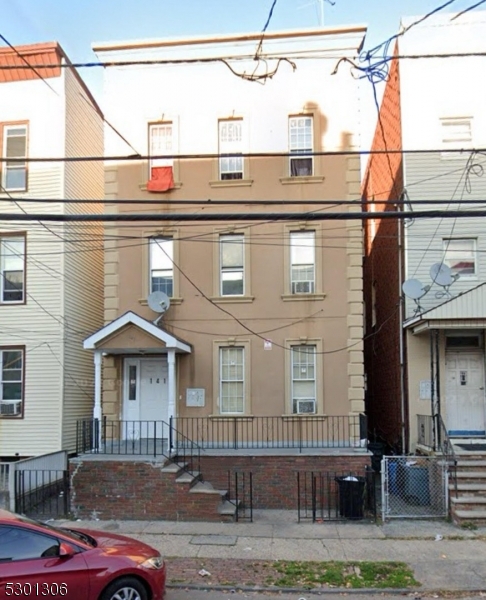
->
[210,296,255,304]
[209,179,254,188]
[209,414,254,420]
[280,176,325,185]
[0,300,26,306]
[281,413,327,419]
[139,297,183,306]
[139,182,183,191]
[0,414,23,419]
[281,293,326,302]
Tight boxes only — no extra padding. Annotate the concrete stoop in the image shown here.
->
[450,451,486,525]
[163,460,238,522]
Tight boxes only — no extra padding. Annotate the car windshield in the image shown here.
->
[15,515,96,547]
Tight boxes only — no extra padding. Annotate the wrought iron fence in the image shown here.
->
[382,455,448,520]
[227,470,253,522]
[173,414,367,451]
[76,418,201,477]
[297,469,377,522]
[15,470,69,519]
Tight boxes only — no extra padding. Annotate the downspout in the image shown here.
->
[398,200,407,452]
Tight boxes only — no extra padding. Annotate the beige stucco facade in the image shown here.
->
[87,27,366,437]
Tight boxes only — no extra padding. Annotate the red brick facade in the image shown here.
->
[70,454,371,520]
[362,42,407,451]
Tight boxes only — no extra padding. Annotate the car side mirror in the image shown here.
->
[59,542,75,558]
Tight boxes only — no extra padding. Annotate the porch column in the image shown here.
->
[167,349,176,425]
[93,350,102,422]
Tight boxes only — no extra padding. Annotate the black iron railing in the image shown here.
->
[172,414,366,451]
[227,470,253,522]
[76,418,201,477]
[297,468,376,522]
[416,413,458,498]
[15,469,69,518]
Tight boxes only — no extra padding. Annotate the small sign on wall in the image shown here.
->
[419,380,432,400]
[186,388,205,407]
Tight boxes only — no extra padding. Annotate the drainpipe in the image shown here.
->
[93,350,102,422]
[167,349,176,429]
[398,202,407,452]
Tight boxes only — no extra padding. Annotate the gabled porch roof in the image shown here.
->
[404,282,486,334]
[84,311,192,354]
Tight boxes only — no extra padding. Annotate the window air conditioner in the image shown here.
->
[296,400,316,414]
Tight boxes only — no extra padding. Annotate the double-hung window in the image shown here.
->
[149,122,173,169]
[440,117,472,159]
[219,119,243,180]
[150,237,174,297]
[289,116,313,177]
[290,231,315,294]
[2,125,28,191]
[220,347,244,414]
[0,348,23,417]
[291,345,316,414]
[443,238,476,278]
[1,236,25,303]
[220,234,244,296]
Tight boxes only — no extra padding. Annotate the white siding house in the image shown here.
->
[399,13,486,444]
[0,42,104,457]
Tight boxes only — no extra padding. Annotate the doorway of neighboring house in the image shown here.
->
[445,351,486,436]
[123,357,169,440]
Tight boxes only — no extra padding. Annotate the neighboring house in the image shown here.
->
[363,12,486,452]
[0,43,104,459]
[74,25,370,520]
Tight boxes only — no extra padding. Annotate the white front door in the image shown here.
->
[445,352,486,435]
[123,358,168,439]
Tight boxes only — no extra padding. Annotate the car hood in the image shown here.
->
[72,528,160,560]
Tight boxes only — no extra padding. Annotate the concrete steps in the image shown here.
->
[449,450,486,525]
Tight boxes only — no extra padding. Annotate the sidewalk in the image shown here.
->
[55,510,486,593]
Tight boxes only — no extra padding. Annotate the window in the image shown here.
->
[220,347,244,414]
[441,117,472,158]
[1,236,25,303]
[443,238,476,278]
[291,345,316,414]
[150,237,173,297]
[289,116,313,176]
[0,348,23,417]
[2,125,27,191]
[219,119,243,180]
[220,234,244,296]
[290,231,315,294]
[0,526,60,561]
[147,122,175,192]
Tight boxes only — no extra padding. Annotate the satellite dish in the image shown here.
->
[402,279,430,300]
[147,291,171,314]
[430,263,453,287]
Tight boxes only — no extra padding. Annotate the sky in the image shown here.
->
[2,0,482,145]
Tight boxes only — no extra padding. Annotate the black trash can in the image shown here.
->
[368,442,385,473]
[335,476,366,519]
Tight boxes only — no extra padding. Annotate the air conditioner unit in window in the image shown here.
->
[296,400,316,414]
[0,401,21,416]
[292,281,314,294]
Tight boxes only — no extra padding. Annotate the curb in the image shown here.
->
[168,582,486,595]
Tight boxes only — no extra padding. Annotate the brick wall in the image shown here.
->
[362,42,406,451]
[70,454,371,520]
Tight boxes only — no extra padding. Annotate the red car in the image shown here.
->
[0,509,166,600]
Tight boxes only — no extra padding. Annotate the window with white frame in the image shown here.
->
[440,117,472,157]
[220,234,244,296]
[1,236,25,303]
[443,238,477,278]
[0,348,23,417]
[220,346,244,414]
[289,116,313,176]
[149,122,173,170]
[150,237,174,296]
[219,119,243,180]
[2,125,28,191]
[291,345,316,414]
[290,231,315,294]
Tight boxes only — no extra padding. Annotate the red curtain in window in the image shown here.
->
[147,166,175,192]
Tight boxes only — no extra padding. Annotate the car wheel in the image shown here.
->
[100,577,148,600]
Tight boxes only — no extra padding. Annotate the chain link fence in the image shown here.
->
[381,456,448,520]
